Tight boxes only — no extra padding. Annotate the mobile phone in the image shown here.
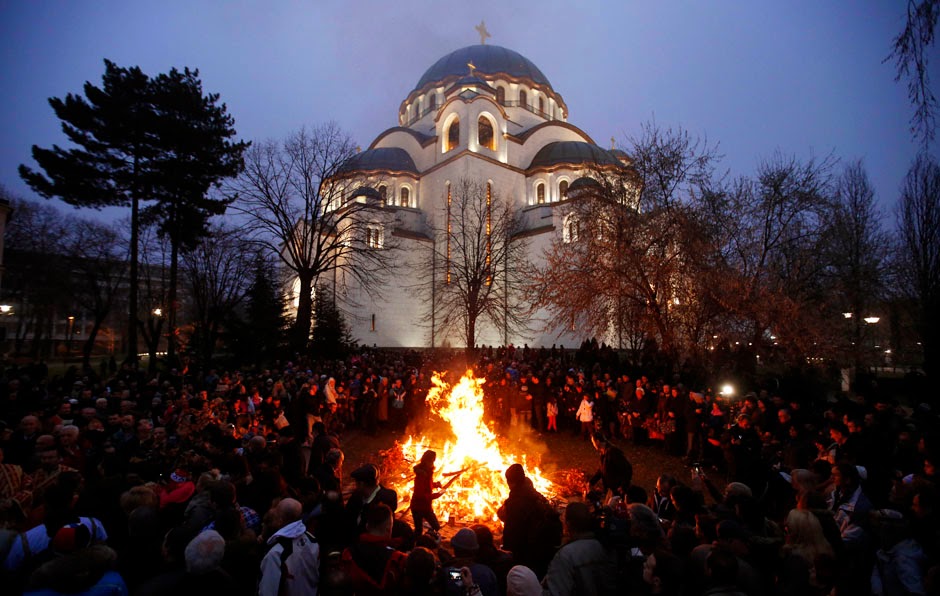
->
[449,569,462,582]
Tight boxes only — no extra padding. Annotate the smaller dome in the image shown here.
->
[567,177,601,194]
[349,186,383,202]
[528,141,622,170]
[340,148,418,174]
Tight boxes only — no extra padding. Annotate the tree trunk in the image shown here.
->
[82,318,104,369]
[292,273,314,353]
[167,227,179,368]
[126,191,140,364]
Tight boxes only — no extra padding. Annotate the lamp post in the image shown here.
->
[66,315,75,355]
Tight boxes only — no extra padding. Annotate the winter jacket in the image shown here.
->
[258,520,320,596]
[541,534,616,596]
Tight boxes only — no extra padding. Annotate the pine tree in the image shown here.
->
[310,285,354,357]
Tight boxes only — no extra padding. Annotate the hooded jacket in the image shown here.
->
[258,520,319,596]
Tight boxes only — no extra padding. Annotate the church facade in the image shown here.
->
[325,43,631,348]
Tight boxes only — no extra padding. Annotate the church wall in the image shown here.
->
[339,234,432,348]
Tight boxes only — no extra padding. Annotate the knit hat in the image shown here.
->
[450,528,479,553]
[506,565,541,596]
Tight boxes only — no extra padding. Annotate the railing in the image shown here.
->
[403,105,436,127]
[499,100,559,121]
[402,98,562,127]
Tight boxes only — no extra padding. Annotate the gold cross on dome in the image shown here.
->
[475,20,491,45]
[467,61,476,76]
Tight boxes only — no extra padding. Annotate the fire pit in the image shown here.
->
[384,371,558,528]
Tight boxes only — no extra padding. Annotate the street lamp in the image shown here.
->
[66,316,75,353]
[863,316,880,324]
[0,305,12,315]
[152,308,163,317]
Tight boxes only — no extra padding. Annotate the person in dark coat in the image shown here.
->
[410,450,443,537]
[345,464,398,537]
[496,463,560,579]
[589,434,633,499]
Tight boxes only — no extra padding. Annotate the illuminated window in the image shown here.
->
[400,186,410,207]
[496,87,505,105]
[378,185,387,203]
[366,225,383,249]
[559,180,568,201]
[563,213,580,243]
[536,182,545,204]
[446,118,460,152]
[478,116,495,150]
[519,90,527,107]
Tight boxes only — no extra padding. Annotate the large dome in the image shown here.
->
[414,45,552,92]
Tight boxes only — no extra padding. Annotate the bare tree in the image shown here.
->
[137,225,169,370]
[823,160,889,369]
[896,154,940,377]
[697,152,836,359]
[417,178,531,349]
[534,122,720,361]
[3,195,72,357]
[181,223,253,364]
[230,124,396,352]
[888,0,939,148]
[66,220,128,368]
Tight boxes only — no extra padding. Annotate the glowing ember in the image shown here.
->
[396,371,555,524]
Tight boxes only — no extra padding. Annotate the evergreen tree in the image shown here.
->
[143,66,249,367]
[19,60,248,366]
[227,255,288,366]
[310,285,354,357]
[19,60,157,362]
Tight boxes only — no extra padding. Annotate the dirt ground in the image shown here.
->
[338,423,703,539]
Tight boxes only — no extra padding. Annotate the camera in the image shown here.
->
[448,569,463,583]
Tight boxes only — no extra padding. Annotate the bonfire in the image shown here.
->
[390,371,556,525]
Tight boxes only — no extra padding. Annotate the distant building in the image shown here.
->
[319,44,634,348]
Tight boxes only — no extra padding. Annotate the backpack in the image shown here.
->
[272,530,316,596]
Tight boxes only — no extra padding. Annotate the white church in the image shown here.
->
[326,37,633,348]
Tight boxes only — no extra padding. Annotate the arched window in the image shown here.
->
[478,116,495,151]
[415,98,421,116]
[366,225,383,249]
[559,180,568,201]
[563,213,580,243]
[519,90,527,107]
[536,182,545,204]
[446,117,460,152]
[378,185,387,203]
[538,96,545,115]
[400,186,410,207]
[496,87,505,105]
[429,93,437,110]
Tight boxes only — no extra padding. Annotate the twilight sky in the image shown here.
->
[0,0,935,224]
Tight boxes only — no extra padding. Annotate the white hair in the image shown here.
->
[185,530,226,574]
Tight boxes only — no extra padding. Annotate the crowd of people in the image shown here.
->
[0,343,936,595]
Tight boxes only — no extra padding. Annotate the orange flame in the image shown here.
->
[397,371,554,524]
